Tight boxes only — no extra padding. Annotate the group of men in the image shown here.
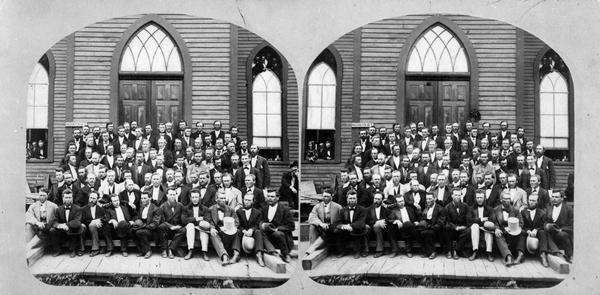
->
[26,119,298,266]
[308,121,573,267]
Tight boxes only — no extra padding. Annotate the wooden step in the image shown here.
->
[302,248,328,270]
[263,253,287,273]
[547,254,570,274]
[26,246,45,267]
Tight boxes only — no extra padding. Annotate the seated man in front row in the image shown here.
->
[25,189,58,245]
[80,191,105,257]
[179,189,211,261]
[208,190,241,266]
[545,191,573,263]
[307,188,342,246]
[49,189,85,257]
[261,190,295,263]
[493,191,525,266]
[443,188,471,259]
[387,194,419,257]
[365,192,391,258]
[103,194,136,257]
[131,191,161,259]
[236,193,266,267]
[466,189,495,261]
[333,190,368,259]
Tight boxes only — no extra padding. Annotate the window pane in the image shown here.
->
[539,93,554,115]
[120,24,182,73]
[322,67,336,85]
[267,114,281,136]
[540,115,555,137]
[322,85,336,107]
[34,106,48,129]
[266,92,281,114]
[554,93,569,115]
[253,92,267,114]
[266,137,281,148]
[253,114,267,136]
[306,106,321,129]
[438,48,453,72]
[308,63,327,84]
[540,137,554,148]
[253,137,266,147]
[321,107,336,129]
[26,107,34,129]
[454,49,469,72]
[408,25,468,73]
[407,49,422,72]
[553,72,568,93]
[554,138,569,148]
[422,48,438,72]
[308,85,322,107]
[27,84,35,106]
[554,115,569,137]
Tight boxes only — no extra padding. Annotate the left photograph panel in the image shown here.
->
[24,13,299,289]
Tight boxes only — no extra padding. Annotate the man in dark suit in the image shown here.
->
[76,173,96,207]
[496,121,511,144]
[492,191,524,266]
[209,120,226,145]
[234,154,262,190]
[173,170,191,205]
[403,180,426,212]
[365,192,391,257]
[194,171,217,207]
[80,191,105,257]
[333,190,369,259]
[387,194,419,257]
[249,144,271,189]
[261,190,295,263]
[178,189,211,261]
[102,194,135,257]
[419,192,446,259]
[241,174,265,209]
[113,125,130,151]
[467,189,495,261]
[132,152,153,187]
[157,188,185,259]
[443,188,471,259]
[119,179,141,217]
[432,174,452,207]
[208,190,241,265]
[521,193,550,267]
[236,193,266,266]
[131,191,161,259]
[144,173,167,206]
[545,191,573,263]
[49,189,84,257]
[278,161,299,209]
[535,145,556,190]
[526,174,551,210]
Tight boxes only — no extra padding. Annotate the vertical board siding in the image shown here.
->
[522,30,547,138]
[287,67,300,162]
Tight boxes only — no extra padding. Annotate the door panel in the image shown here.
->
[406,80,469,126]
[120,80,148,126]
[153,80,183,124]
[406,81,435,126]
[438,81,469,125]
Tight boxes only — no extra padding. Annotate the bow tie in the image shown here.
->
[349,207,355,211]
[502,208,510,212]
[65,206,71,210]
[217,208,224,212]
[269,204,277,208]
[192,204,200,207]
[199,185,206,189]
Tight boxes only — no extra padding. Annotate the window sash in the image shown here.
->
[120,24,182,73]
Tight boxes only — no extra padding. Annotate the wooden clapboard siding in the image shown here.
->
[554,162,573,192]
[287,67,299,162]
[235,27,264,136]
[521,29,547,138]
[300,164,344,190]
[163,14,231,127]
[335,32,356,161]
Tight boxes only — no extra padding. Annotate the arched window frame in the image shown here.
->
[302,46,343,163]
[534,47,574,161]
[26,51,55,163]
[246,43,289,162]
[110,15,192,125]
[397,16,479,125]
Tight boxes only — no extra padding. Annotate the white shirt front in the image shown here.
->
[399,207,410,223]
[193,206,200,218]
[502,211,509,222]
[529,209,536,221]
[152,187,160,201]
[477,206,484,219]
[244,208,252,221]
[90,205,96,219]
[268,204,278,222]
[115,206,125,222]
[375,206,381,220]
[552,204,562,222]
[437,187,446,201]
[426,205,435,220]
[141,206,149,219]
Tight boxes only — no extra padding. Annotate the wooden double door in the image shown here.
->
[120,80,182,127]
[406,80,469,126]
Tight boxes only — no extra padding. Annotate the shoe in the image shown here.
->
[202,252,209,261]
[406,252,413,258]
[69,251,77,258]
[446,251,452,259]
[505,255,514,266]
[514,252,524,264]
[231,252,241,263]
[89,250,99,257]
[168,249,174,259]
[136,251,144,257]
[52,250,62,257]
[353,252,361,259]
[257,253,265,267]
[77,250,84,256]
[389,251,399,258]
[429,252,437,260]
[161,250,167,258]
[564,255,572,263]
[468,250,477,261]
[541,253,549,267]
[105,250,113,257]
[374,252,384,258]
[221,255,230,266]
[360,251,368,257]
[144,251,152,259]
[176,248,186,258]
[452,250,459,260]
[184,250,193,260]
[99,248,106,254]
[487,253,494,262]
[282,254,292,263]
[336,251,346,258]
[122,251,128,257]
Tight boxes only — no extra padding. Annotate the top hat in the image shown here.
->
[220,216,237,235]
[481,221,496,233]
[526,236,539,254]
[197,220,211,232]
[505,217,522,236]
[242,235,256,254]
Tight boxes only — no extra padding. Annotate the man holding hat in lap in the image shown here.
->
[466,189,496,261]
[261,190,295,263]
[131,191,161,258]
[103,194,135,257]
[208,190,241,266]
[178,189,211,261]
[545,191,573,263]
[443,188,471,259]
[49,189,84,257]
[493,191,525,266]
[236,192,266,266]
[521,193,550,267]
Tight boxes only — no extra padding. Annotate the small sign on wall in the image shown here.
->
[351,122,373,128]
[65,121,87,128]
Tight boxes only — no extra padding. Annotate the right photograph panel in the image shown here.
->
[300,14,574,289]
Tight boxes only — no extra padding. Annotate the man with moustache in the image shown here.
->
[467,190,495,261]
[25,189,58,244]
[157,188,185,259]
[493,191,525,266]
[208,190,241,265]
[49,189,84,257]
[545,191,573,263]
[387,194,420,257]
[443,189,471,259]
[308,188,343,246]
[80,191,105,257]
[418,192,445,259]
[236,193,266,266]
[535,144,556,191]
[521,193,550,267]
[103,194,135,257]
[365,192,391,258]
[261,191,295,263]
[333,190,368,259]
